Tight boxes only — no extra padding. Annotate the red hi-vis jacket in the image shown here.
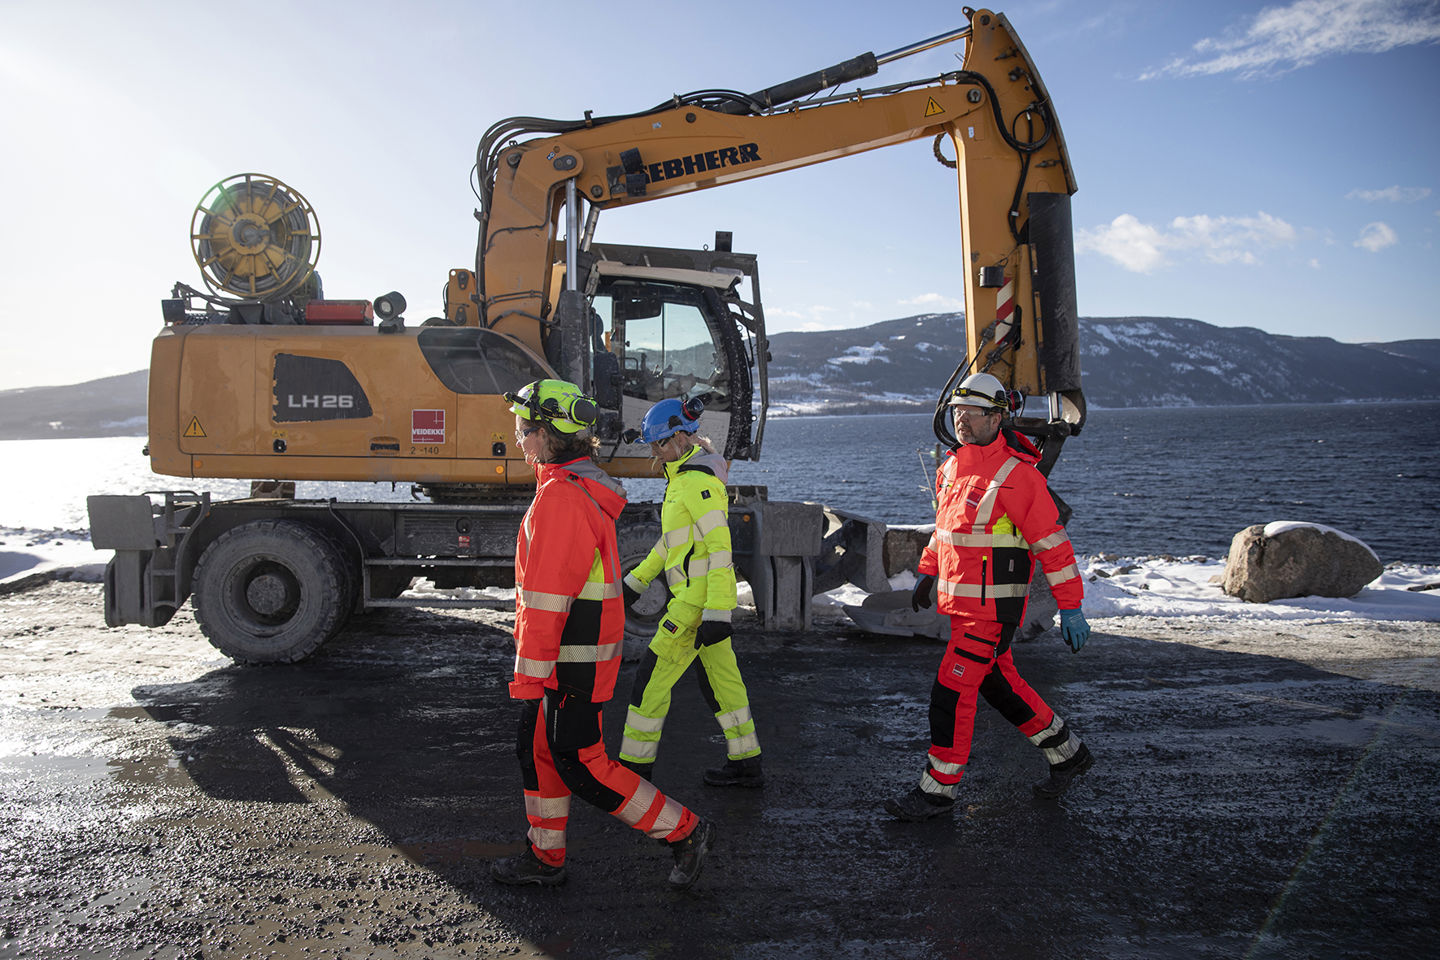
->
[512,458,627,702]
[918,429,1083,624]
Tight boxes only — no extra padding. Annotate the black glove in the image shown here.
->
[695,620,733,648]
[911,573,936,612]
[622,583,641,607]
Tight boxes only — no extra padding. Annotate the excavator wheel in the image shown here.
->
[191,520,348,664]
[617,521,668,659]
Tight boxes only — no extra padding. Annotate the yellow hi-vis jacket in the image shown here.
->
[625,444,737,623]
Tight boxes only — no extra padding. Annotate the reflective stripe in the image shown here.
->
[623,572,647,592]
[525,794,571,820]
[648,796,685,840]
[919,769,960,799]
[1027,715,1064,746]
[1030,531,1070,553]
[726,731,760,756]
[521,589,572,613]
[1044,563,1080,587]
[694,509,726,537]
[974,457,1022,527]
[927,756,964,776]
[577,579,621,601]
[715,706,752,731]
[556,641,621,663]
[925,531,940,553]
[1042,736,1083,766]
[701,607,732,623]
[706,548,733,568]
[616,779,659,827]
[528,826,566,850]
[936,530,1029,549]
[620,737,660,760]
[514,655,552,678]
[937,579,1029,599]
[663,528,689,549]
[624,708,666,733]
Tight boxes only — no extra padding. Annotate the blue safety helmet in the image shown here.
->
[639,397,704,443]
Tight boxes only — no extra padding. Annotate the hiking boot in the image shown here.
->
[884,786,955,822]
[668,818,716,890]
[704,755,764,788]
[619,757,653,781]
[1032,744,1095,800]
[491,846,567,887]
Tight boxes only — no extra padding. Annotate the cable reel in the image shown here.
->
[190,173,321,301]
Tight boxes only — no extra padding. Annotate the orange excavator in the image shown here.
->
[89,8,1084,663]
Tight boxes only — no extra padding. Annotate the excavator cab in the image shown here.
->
[584,240,766,464]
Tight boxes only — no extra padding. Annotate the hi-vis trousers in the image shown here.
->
[618,600,761,769]
[916,616,1082,800]
[516,689,697,866]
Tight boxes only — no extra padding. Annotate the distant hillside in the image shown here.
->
[0,371,148,440]
[2,317,1437,438]
[765,314,1440,413]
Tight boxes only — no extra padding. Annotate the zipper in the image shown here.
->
[980,557,988,605]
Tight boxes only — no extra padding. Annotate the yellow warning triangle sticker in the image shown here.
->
[924,97,945,117]
[183,416,206,438]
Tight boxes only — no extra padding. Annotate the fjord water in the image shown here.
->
[4,402,1437,564]
[731,401,1440,563]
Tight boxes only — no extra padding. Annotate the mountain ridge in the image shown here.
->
[2,316,1437,439]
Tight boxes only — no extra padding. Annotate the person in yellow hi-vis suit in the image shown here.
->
[618,397,764,788]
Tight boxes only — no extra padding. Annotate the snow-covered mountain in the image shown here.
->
[765,313,1440,414]
[2,315,1437,438]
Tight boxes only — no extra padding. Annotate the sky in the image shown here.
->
[1,0,1437,391]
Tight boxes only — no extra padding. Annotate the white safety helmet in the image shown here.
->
[947,372,1010,412]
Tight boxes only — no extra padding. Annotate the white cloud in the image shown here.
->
[1076,211,1296,273]
[1142,0,1440,79]
[1355,221,1399,251]
[1347,185,1433,202]
[898,292,964,311]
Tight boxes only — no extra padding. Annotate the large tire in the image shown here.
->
[191,520,348,664]
[617,522,667,660]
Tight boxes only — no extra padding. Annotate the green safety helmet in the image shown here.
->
[504,379,598,434]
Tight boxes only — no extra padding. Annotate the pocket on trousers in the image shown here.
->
[649,606,700,664]
[546,692,602,753]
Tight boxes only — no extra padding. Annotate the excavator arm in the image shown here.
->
[466,8,1084,459]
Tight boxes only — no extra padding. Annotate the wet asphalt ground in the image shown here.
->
[2,580,1438,959]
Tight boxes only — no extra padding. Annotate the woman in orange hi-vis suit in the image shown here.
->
[489,379,715,890]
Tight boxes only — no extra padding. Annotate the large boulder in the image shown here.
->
[1221,522,1383,603]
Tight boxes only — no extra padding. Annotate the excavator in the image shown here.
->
[88,8,1084,663]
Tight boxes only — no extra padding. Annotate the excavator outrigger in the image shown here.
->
[89,8,1084,663]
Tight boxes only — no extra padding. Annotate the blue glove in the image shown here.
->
[911,573,936,612]
[1059,608,1090,653]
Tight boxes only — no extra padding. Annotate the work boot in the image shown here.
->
[1032,744,1095,800]
[619,757,653,781]
[490,846,567,887]
[884,786,955,822]
[668,818,716,890]
[704,755,764,788]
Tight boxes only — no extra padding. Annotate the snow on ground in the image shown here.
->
[9,525,1435,624]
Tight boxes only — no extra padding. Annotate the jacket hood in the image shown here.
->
[540,458,628,519]
[666,443,730,484]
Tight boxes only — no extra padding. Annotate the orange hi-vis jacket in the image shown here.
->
[918,429,1083,624]
[512,458,627,702]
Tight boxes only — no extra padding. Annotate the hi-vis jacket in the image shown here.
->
[627,445,737,623]
[512,458,627,702]
[919,429,1083,624]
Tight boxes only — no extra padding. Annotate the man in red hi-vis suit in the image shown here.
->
[887,373,1095,822]
[489,379,715,888]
